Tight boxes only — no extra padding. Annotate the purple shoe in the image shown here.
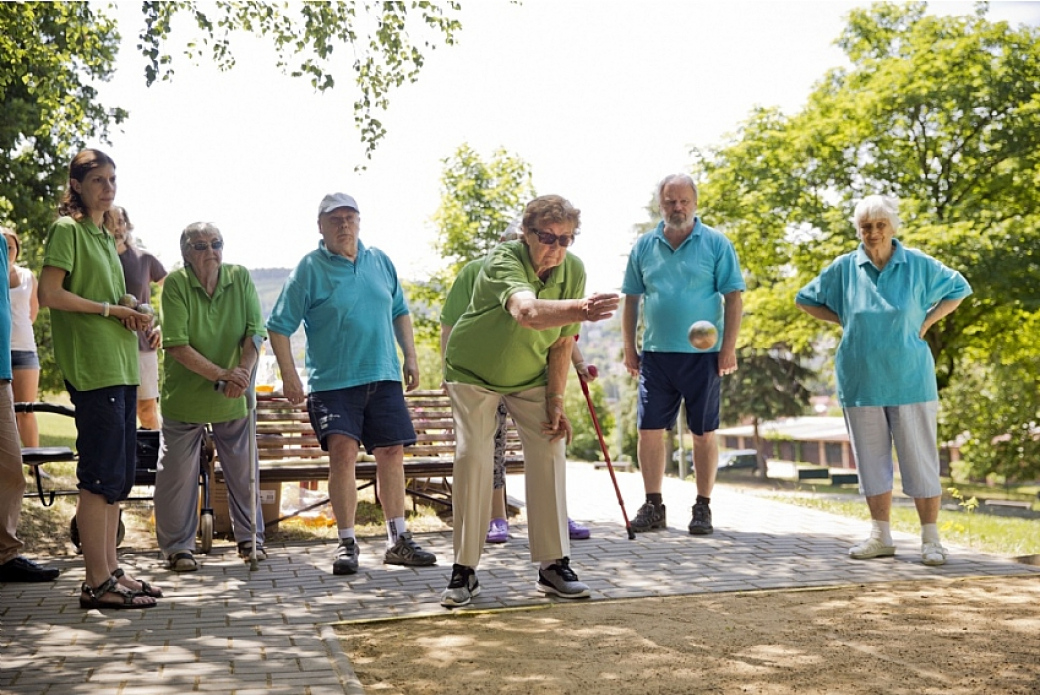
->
[486,518,509,544]
[568,518,591,540]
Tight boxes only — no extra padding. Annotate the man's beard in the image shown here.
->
[665,209,694,230]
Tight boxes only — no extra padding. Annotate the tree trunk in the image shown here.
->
[752,417,769,478]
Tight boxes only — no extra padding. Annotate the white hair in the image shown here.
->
[853,195,901,232]
[656,173,698,208]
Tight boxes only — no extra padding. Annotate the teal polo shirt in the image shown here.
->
[160,264,266,423]
[440,258,482,328]
[796,239,972,407]
[445,240,585,393]
[43,216,138,390]
[267,240,408,391]
[622,218,745,353]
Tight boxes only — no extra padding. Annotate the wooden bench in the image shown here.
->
[238,389,525,515]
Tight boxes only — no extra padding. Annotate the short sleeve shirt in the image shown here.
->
[119,246,167,352]
[160,264,267,423]
[796,239,972,407]
[444,240,585,393]
[266,240,408,392]
[622,219,746,353]
[439,258,482,328]
[43,216,138,390]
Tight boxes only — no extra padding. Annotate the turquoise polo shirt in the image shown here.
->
[621,218,746,353]
[160,264,267,423]
[43,216,139,390]
[444,240,585,393]
[440,258,481,328]
[796,239,972,407]
[267,240,408,392]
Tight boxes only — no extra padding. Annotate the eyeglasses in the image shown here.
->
[529,228,577,248]
[190,240,224,251]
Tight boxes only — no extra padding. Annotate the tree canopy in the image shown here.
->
[137,1,462,162]
[694,2,1040,480]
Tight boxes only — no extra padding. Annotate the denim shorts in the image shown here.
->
[307,381,416,454]
[11,350,40,370]
[67,382,138,503]
[638,351,721,434]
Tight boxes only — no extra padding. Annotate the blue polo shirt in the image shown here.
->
[267,240,408,392]
[621,218,745,352]
[796,239,972,407]
[0,239,10,380]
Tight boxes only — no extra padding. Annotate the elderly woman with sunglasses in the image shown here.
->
[153,223,267,572]
[439,194,619,608]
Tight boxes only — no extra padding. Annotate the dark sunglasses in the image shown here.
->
[191,240,224,251]
[529,228,577,248]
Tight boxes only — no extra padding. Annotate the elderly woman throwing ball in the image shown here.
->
[153,223,267,571]
[439,195,618,607]
[796,195,971,566]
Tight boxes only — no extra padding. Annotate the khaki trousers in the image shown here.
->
[447,382,569,568]
[0,380,26,564]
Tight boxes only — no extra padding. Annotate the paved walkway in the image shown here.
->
[3,463,1038,694]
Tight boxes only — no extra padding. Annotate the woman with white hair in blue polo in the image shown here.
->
[796,194,972,567]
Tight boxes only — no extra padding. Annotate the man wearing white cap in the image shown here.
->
[268,193,436,575]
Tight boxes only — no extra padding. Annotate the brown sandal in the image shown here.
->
[112,567,163,598]
[79,576,156,610]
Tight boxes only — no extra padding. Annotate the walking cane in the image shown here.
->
[576,363,636,540]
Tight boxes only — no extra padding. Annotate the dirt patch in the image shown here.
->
[338,575,1040,694]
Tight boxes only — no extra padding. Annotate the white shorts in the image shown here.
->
[843,401,941,498]
[138,350,160,401]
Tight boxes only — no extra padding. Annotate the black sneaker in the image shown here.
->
[333,538,360,575]
[688,501,713,535]
[440,564,480,607]
[630,501,667,532]
[536,557,590,599]
[384,531,437,566]
[0,556,60,582]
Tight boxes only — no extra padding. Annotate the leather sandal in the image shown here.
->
[166,550,198,572]
[112,567,163,598]
[79,576,156,610]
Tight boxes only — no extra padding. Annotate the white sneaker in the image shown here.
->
[849,537,896,560]
[921,541,948,566]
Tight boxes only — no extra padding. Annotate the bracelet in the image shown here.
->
[101,302,110,317]
[547,392,564,401]
[574,362,586,371]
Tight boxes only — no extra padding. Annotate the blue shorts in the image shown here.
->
[11,350,39,370]
[308,381,416,454]
[638,352,720,435]
[67,382,138,503]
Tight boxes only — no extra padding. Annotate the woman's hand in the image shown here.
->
[542,397,573,444]
[146,326,162,350]
[111,304,153,332]
[218,365,251,399]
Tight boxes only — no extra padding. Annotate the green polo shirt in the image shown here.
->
[440,258,482,328]
[43,216,138,391]
[444,240,585,393]
[160,264,266,423]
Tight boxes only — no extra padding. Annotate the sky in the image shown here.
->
[93,1,1040,294]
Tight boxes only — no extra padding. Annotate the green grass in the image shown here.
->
[35,408,78,449]
[766,493,1040,558]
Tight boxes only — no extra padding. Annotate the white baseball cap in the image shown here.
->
[318,193,359,216]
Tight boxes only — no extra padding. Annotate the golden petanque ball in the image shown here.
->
[688,320,718,350]
[118,293,138,307]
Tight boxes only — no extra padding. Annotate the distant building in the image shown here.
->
[717,417,854,469]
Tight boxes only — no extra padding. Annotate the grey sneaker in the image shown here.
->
[631,502,667,532]
[536,557,590,599]
[440,564,480,607]
[688,501,713,535]
[384,531,437,566]
[333,538,360,575]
